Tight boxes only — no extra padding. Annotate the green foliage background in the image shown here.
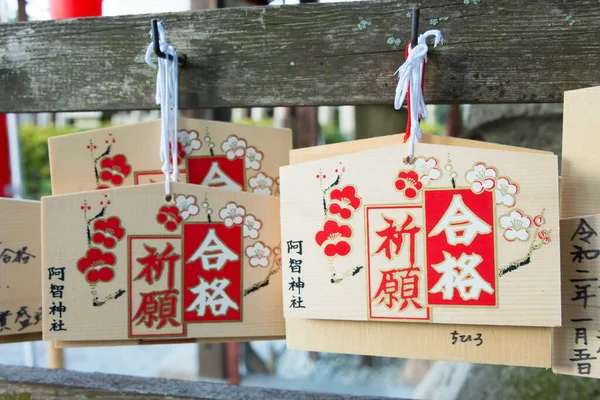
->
[459,365,600,400]
[19,124,85,200]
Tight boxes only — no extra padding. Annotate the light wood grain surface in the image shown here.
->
[43,183,283,345]
[0,198,42,340]
[284,134,556,367]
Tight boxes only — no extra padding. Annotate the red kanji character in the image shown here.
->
[374,215,421,263]
[398,266,422,311]
[372,267,423,311]
[135,243,180,288]
[132,289,180,329]
[133,292,158,328]
[156,289,180,329]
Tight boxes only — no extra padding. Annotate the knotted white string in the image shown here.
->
[145,21,179,199]
[394,29,444,161]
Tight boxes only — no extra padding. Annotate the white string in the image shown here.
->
[145,21,179,198]
[394,29,443,161]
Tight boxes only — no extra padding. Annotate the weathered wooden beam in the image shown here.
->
[0,0,598,112]
[0,365,397,399]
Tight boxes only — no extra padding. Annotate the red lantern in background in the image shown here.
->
[0,114,10,197]
[49,0,102,19]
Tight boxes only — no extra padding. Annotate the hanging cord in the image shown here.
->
[394,29,443,163]
[145,21,180,200]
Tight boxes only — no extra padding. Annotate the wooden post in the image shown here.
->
[445,104,462,137]
[47,342,64,369]
[291,107,319,149]
[197,344,225,379]
[226,343,240,385]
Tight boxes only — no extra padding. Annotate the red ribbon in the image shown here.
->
[403,40,427,143]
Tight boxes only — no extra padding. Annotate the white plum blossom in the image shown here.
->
[221,135,247,160]
[178,130,202,154]
[415,157,441,186]
[245,242,272,267]
[465,163,497,194]
[249,172,273,195]
[245,146,263,170]
[243,214,262,239]
[219,202,246,227]
[500,210,532,242]
[495,177,518,207]
[175,195,200,220]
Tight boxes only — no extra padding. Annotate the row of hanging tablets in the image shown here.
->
[1,21,598,381]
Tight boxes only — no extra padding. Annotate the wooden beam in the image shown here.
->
[0,365,397,399]
[1,1,599,112]
[292,107,319,148]
[47,342,64,369]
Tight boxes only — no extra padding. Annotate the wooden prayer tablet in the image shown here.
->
[49,117,291,196]
[0,198,42,342]
[281,140,560,327]
[41,183,282,344]
[282,134,560,368]
[552,87,600,377]
[560,87,600,219]
[553,214,600,377]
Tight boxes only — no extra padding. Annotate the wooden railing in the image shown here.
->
[0,364,398,399]
[0,0,599,397]
[1,1,599,112]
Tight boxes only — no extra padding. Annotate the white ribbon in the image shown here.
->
[145,21,179,198]
[394,29,444,161]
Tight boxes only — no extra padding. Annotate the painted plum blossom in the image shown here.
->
[315,220,353,257]
[328,185,361,220]
[414,157,441,186]
[243,214,262,239]
[219,202,246,227]
[77,247,116,283]
[500,210,532,242]
[246,242,272,267]
[273,245,282,267]
[99,155,132,185]
[533,215,545,227]
[178,130,202,154]
[221,135,247,160]
[245,146,263,170]
[91,217,126,249]
[175,195,199,220]
[495,177,518,207]
[157,205,183,232]
[466,163,497,194]
[395,170,422,199]
[249,173,273,195]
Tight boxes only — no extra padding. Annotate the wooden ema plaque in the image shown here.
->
[0,199,42,343]
[552,86,600,378]
[281,141,560,326]
[49,117,291,196]
[283,134,557,367]
[553,215,600,377]
[42,183,282,345]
